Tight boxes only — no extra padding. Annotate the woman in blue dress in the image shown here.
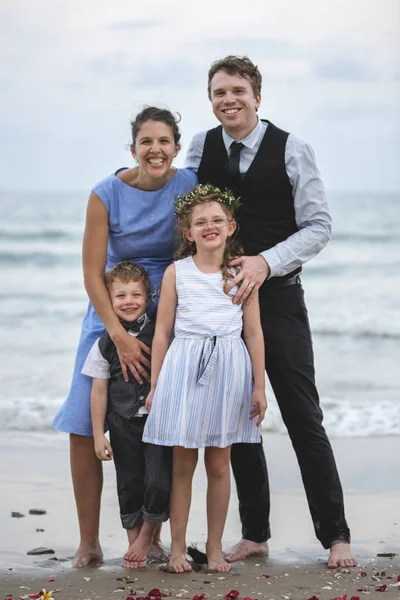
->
[53,107,197,567]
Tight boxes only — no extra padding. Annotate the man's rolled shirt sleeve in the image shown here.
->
[260,137,332,278]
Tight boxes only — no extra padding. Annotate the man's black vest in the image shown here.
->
[98,319,155,420]
[197,120,299,261]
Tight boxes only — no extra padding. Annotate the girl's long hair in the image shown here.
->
[174,190,243,295]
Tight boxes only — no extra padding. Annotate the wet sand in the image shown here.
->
[1,432,399,598]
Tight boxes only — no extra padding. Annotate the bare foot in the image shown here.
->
[168,553,192,573]
[124,533,152,563]
[207,547,231,572]
[225,538,269,563]
[122,558,146,569]
[148,539,170,562]
[328,542,357,569]
[72,541,103,568]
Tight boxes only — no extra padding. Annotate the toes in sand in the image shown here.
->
[168,553,193,573]
[328,542,357,569]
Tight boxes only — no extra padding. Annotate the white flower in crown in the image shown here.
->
[175,184,241,219]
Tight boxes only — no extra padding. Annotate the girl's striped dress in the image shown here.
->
[142,256,261,448]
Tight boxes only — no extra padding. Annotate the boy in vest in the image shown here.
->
[185,55,356,569]
[82,261,171,569]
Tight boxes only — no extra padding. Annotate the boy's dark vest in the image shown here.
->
[98,319,155,420]
[197,120,300,276]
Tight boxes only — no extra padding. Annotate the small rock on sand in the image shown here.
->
[36,528,45,532]
[27,547,55,556]
[29,509,47,515]
[11,512,25,518]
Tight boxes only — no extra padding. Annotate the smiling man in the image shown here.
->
[185,55,357,569]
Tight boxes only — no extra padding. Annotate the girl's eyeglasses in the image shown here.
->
[192,217,231,229]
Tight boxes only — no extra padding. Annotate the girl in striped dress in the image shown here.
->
[142,184,267,573]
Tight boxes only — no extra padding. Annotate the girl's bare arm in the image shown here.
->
[149,264,177,390]
[243,294,267,426]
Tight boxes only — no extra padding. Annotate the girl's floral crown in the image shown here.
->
[175,183,241,219]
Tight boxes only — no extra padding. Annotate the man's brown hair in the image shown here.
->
[207,55,262,99]
[104,261,150,298]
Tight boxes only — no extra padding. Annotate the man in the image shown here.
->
[185,55,356,569]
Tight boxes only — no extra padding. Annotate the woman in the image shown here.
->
[53,106,197,567]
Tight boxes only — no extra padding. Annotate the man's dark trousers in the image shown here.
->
[230,278,350,549]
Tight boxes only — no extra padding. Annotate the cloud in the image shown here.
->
[88,54,202,88]
[312,54,380,81]
[0,0,398,191]
[192,37,306,61]
[314,102,384,120]
[131,61,202,88]
[107,19,163,30]
[0,79,10,91]
[89,52,132,77]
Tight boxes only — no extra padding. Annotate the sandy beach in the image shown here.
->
[1,432,399,599]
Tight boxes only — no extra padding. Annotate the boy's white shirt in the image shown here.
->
[81,313,149,416]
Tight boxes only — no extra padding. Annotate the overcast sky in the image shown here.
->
[1,0,399,192]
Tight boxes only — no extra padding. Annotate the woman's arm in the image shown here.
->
[145,264,177,410]
[243,293,267,426]
[82,192,150,382]
[83,193,121,335]
[90,378,113,460]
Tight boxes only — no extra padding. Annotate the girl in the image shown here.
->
[142,184,267,573]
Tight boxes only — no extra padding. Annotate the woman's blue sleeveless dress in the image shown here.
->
[53,168,197,436]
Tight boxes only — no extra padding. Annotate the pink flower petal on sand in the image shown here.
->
[331,596,347,600]
[360,572,367,577]
[307,596,320,600]
[192,596,206,600]
[224,592,240,600]
[263,574,271,579]
[375,585,387,592]
[243,597,255,600]
[126,596,135,600]
[148,591,171,598]
[28,595,41,599]
[350,597,361,600]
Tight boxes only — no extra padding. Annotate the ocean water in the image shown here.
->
[0,189,399,438]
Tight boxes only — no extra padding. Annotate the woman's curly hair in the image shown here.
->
[174,184,243,295]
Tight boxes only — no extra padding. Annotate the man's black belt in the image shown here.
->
[264,274,301,289]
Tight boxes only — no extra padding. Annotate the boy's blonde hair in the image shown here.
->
[104,262,150,298]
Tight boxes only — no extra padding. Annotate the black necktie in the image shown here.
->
[226,141,244,180]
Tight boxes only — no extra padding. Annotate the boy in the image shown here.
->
[82,261,171,568]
